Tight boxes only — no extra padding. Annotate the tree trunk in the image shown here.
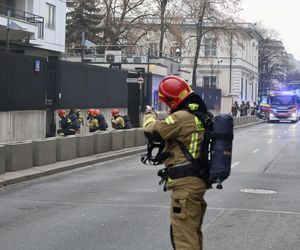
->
[159,3,166,57]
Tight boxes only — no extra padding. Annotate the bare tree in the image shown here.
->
[257,27,288,95]
[153,0,178,56]
[180,0,242,87]
[99,0,151,46]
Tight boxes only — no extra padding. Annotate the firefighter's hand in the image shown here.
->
[145,105,153,114]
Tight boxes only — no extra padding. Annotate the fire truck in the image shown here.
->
[259,91,298,123]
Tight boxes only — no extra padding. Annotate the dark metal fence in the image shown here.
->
[0,52,47,111]
[0,52,130,111]
[194,87,221,110]
[54,61,128,109]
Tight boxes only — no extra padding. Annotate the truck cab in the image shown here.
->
[267,91,298,123]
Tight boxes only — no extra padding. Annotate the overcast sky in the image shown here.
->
[238,0,300,60]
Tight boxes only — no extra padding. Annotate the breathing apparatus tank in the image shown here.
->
[209,114,234,189]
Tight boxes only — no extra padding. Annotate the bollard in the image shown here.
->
[111,130,125,151]
[0,145,5,174]
[76,134,94,157]
[123,129,136,148]
[93,131,111,154]
[33,138,56,166]
[56,135,77,161]
[5,141,33,171]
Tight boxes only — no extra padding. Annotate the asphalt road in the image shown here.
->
[0,122,299,250]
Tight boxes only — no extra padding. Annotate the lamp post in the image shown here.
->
[217,60,223,88]
[81,31,85,63]
[6,10,11,53]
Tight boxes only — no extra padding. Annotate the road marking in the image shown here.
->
[290,124,297,129]
[208,207,300,216]
[2,199,300,216]
[231,162,240,168]
[203,209,225,230]
[251,148,260,154]
[284,131,288,134]
[267,140,273,144]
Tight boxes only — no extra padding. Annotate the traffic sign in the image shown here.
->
[137,77,144,84]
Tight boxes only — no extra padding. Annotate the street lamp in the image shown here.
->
[217,60,223,88]
[6,10,11,53]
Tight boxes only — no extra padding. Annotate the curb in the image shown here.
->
[0,146,146,187]
[234,120,264,129]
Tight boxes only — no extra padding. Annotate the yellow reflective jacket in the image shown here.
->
[143,110,205,167]
[111,116,125,129]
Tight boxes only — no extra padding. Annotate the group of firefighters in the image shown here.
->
[57,108,131,136]
[231,100,258,117]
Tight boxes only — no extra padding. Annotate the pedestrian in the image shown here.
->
[239,101,246,116]
[143,75,209,250]
[245,101,250,116]
[111,108,125,129]
[251,101,258,115]
[231,101,239,117]
[57,109,76,136]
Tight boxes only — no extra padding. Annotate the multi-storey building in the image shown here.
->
[0,0,66,57]
[137,20,261,113]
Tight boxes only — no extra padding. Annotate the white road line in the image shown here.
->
[267,140,273,144]
[208,207,300,216]
[203,209,225,231]
[231,162,240,168]
[251,149,260,154]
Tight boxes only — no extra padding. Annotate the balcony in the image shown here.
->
[0,3,44,42]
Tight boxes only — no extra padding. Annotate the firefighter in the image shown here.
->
[111,108,125,129]
[68,108,81,133]
[143,76,208,250]
[76,109,84,126]
[87,108,99,132]
[93,109,109,131]
[57,109,76,136]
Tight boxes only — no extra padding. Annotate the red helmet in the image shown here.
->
[158,75,193,110]
[111,108,119,117]
[58,109,66,118]
[87,108,95,116]
[93,109,101,117]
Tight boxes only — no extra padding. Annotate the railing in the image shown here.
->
[63,44,181,63]
[0,3,44,38]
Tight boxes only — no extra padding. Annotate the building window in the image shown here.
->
[46,3,55,29]
[203,76,217,88]
[149,42,158,57]
[204,38,217,57]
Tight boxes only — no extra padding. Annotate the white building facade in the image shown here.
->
[0,0,66,55]
[179,23,261,112]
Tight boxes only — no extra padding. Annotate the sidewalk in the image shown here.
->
[0,146,146,187]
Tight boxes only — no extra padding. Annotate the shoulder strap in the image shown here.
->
[175,139,195,162]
